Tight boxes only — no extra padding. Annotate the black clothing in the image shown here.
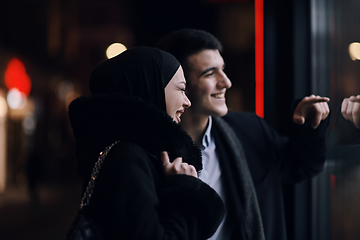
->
[212,110,329,240]
[68,94,225,239]
[68,47,225,239]
[212,117,264,240]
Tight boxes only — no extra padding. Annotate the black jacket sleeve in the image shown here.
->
[223,105,330,185]
[89,141,225,240]
[259,110,329,184]
[276,99,330,183]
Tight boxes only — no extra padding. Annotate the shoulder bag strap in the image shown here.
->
[80,140,120,209]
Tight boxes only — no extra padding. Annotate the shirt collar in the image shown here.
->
[201,116,212,150]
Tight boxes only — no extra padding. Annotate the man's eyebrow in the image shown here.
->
[199,64,226,77]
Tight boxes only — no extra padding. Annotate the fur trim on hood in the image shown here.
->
[68,93,202,176]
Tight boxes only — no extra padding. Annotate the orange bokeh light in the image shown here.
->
[4,58,32,96]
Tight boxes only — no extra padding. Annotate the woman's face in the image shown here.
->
[164,66,191,123]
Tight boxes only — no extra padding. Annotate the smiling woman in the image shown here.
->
[164,65,191,123]
[66,46,224,240]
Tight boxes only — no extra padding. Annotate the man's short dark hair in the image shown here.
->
[157,29,223,71]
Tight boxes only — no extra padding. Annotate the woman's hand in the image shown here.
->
[160,151,198,178]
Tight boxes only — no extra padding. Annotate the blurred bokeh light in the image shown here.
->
[0,94,7,118]
[106,43,127,59]
[6,88,27,110]
[349,42,360,61]
[4,58,31,97]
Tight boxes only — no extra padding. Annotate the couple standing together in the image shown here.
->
[67,29,330,240]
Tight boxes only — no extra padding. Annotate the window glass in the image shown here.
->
[311,0,360,239]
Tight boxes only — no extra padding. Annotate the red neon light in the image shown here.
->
[255,0,264,118]
[4,58,32,96]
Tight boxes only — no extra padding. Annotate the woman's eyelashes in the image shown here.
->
[178,83,186,92]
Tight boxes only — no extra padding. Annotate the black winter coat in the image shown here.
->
[216,110,329,240]
[68,94,225,240]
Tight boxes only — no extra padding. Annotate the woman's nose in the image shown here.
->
[183,94,191,108]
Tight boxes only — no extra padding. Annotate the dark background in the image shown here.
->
[0,0,313,239]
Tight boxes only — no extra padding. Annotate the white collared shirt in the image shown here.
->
[199,117,228,240]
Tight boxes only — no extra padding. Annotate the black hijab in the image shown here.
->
[69,46,203,176]
[89,46,180,112]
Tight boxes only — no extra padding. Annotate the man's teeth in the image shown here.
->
[212,93,225,98]
[177,113,182,118]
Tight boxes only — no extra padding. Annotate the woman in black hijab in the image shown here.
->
[67,47,224,239]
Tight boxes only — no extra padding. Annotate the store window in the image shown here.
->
[311,0,360,239]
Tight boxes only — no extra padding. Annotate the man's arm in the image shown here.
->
[277,95,330,183]
[222,95,330,185]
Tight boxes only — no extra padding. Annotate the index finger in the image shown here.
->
[350,95,360,103]
[302,96,330,104]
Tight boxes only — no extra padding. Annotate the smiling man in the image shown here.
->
[179,48,231,146]
[157,28,330,240]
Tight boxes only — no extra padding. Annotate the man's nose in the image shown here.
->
[218,71,232,89]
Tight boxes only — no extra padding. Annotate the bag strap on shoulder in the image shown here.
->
[80,140,120,209]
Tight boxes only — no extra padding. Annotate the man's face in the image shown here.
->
[185,49,232,118]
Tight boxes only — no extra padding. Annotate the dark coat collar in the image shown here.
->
[68,94,202,176]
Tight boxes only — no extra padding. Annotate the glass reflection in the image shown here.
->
[312,0,360,239]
